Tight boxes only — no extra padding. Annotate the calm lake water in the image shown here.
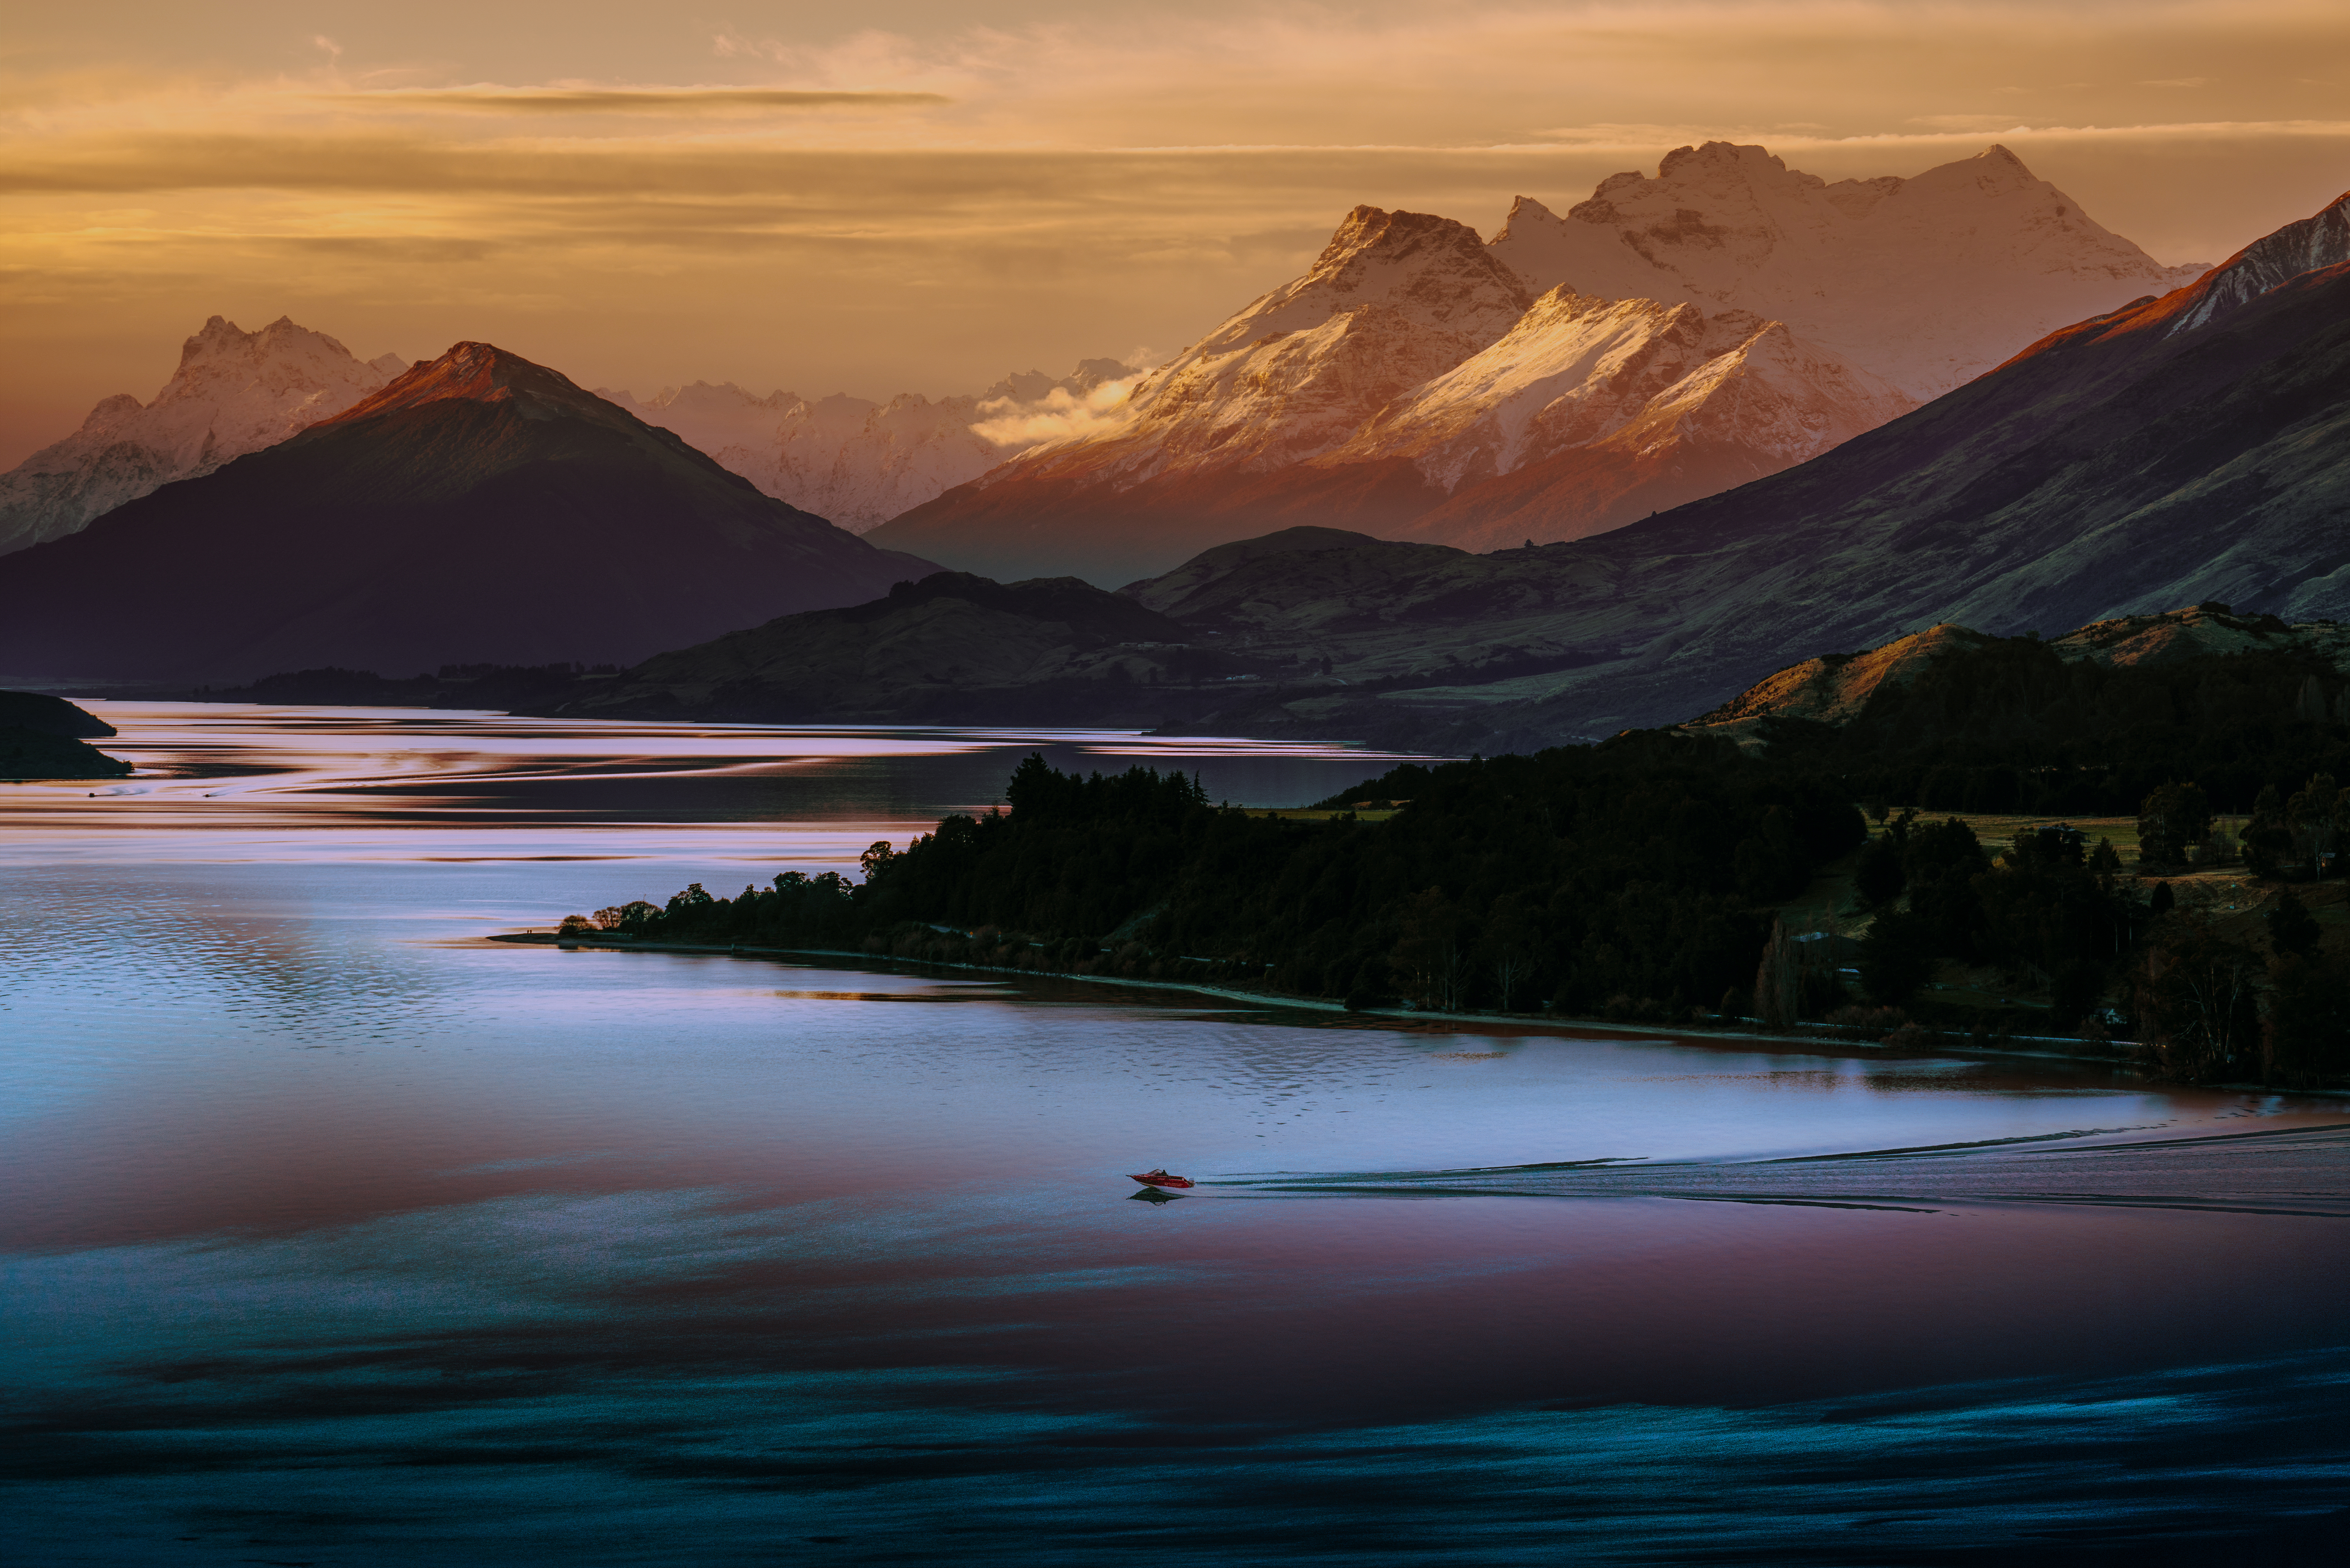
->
[4,704,2347,1565]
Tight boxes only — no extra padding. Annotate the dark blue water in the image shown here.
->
[4,706,2346,1564]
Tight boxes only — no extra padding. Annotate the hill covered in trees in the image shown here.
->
[1692,610,2350,817]
[583,738,1863,1020]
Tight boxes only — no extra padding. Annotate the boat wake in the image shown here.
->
[1209,1121,2350,1217]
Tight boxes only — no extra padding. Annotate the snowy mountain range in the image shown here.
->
[0,140,2215,589]
[868,143,2212,585]
[1487,142,2209,401]
[0,317,406,556]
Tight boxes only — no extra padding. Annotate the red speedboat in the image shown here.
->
[1129,1168,1194,1189]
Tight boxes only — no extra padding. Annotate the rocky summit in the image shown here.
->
[0,316,406,556]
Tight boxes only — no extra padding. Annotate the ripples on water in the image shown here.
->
[2,705,2346,1564]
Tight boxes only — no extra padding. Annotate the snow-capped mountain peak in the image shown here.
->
[0,315,401,555]
[1488,141,2210,400]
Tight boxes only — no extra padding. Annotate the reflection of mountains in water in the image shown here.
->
[1218,1121,2350,1217]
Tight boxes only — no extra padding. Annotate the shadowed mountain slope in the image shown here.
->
[0,343,937,681]
[1511,197,2350,731]
[562,570,1248,726]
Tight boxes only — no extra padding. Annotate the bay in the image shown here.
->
[4,704,2346,1565]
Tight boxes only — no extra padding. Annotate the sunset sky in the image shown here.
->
[5,1,2349,465]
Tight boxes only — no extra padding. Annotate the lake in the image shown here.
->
[4,704,2346,1565]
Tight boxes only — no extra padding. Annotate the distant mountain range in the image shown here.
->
[0,140,2211,602]
[0,343,935,680]
[571,182,2350,749]
[868,143,2207,585]
[0,317,406,556]
[598,361,1134,533]
[0,314,1138,559]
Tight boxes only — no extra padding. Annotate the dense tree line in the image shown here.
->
[567,687,2350,1083]
[580,735,1865,1020]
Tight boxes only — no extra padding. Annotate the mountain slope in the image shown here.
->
[1685,604,2350,744]
[1348,293,1916,548]
[866,207,1534,583]
[563,571,1203,725]
[0,342,936,680]
[0,316,404,556]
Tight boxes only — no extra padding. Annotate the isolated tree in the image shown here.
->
[2264,950,2350,1086]
[1389,888,1467,1010]
[2286,773,2345,880]
[1479,893,1540,1012]
[2137,781,2212,867]
[2267,887,2322,960]
[1753,919,1803,1030]
[1902,817,1988,958]
[1858,908,1935,1007]
[2149,881,2175,916]
[2136,915,2261,1081]
[1733,807,1807,903]
[1854,810,1913,907]
[2243,784,2291,879]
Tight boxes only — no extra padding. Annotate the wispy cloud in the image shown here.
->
[4,0,2349,465]
[334,87,952,115]
[971,376,1145,449]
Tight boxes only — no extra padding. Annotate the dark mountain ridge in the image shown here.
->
[563,570,1254,726]
[0,342,937,681]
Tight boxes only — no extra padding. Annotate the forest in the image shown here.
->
[577,703,2350,1086]
[579,735,1862,1021]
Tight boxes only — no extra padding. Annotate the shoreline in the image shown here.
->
[486,929,2245,1080]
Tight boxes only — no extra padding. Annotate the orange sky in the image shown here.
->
[5,1,2349,465]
